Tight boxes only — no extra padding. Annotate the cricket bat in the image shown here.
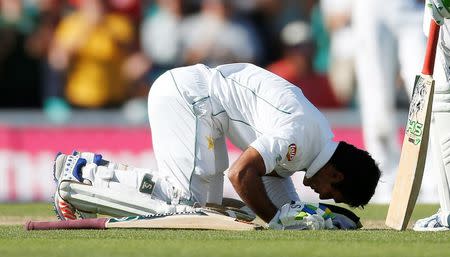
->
[385,21,440,230]
[25,209,263,231]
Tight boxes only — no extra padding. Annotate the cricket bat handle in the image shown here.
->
[25,218,108,230]
[422,21,441,76]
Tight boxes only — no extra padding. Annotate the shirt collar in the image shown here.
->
[305,140,338,178]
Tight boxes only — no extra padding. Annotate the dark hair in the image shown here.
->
[328,141,381,208]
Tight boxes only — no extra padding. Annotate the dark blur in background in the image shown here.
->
[0,0,383,124]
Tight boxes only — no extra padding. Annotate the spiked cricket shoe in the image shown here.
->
[413,210,450,231]
[52,153,96,220]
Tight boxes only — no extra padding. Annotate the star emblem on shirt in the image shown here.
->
[206,136,215,150]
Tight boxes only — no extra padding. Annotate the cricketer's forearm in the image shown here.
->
[227,147,277,223]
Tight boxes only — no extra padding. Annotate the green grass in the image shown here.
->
[0,203,55,217]
[1,203,449,257]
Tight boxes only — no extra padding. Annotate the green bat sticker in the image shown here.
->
[406,119,424,145]
[406,77,428,145]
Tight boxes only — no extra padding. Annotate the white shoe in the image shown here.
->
[52,153,97,220]
[71,150,108,166]
[413,210,450,231]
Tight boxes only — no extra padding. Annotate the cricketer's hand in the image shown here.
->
[331,212,359,230]
[426,0,450,25]
[268,201,334,230]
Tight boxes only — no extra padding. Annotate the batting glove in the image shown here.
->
[426,0,450,25]
[268,201,335,230]
[329,213,359,230]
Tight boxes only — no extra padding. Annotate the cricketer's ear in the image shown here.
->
[328,164,344,182]
[317,163,344,184]
[304,163,344,186]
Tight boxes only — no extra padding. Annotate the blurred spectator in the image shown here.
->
[47,0,139,109]
[242,0,284,65]
[353,0,426,196]
[320,0,355,106]
[179,0,262,66]
[25,0,64,60]
[230,0,314,66]
[27,0,71,122]
[109,0,152,100]
[140,0,185,80]
[0,0,340,112]
[0,0,41,108]
[109,0,142,24]
[309,1,330,74]
[267,21,344,108]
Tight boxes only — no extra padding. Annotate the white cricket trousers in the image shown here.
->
[147,66,229,206]
[353,0,426,174]
[147,65,301,208]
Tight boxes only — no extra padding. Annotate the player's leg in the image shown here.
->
[205,136,228,205]
[52,152,194,220]
[352,1,399,201]
[414,20,450,231]
[431,19,450,214]
[396,5,427,96]
[395,3,441,205]
[52,70,204,220]
[148,67,226,206]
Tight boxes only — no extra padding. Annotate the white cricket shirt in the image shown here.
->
[192,63,338,178]
[169,63,338,179]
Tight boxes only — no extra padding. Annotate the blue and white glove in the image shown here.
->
[426,0,450,25]
[268,201,335,230]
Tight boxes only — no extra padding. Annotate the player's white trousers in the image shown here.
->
[148,67,228,206]
[147,66,301,207]
[353,0,426,177]
[55,153,195,217]
[429,19,450,212]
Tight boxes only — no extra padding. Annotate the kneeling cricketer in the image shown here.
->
[52,63,381,230]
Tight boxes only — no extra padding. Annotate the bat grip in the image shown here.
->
[25,218,108,230]
[422,21,441,76]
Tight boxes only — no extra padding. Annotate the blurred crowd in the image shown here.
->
[0,0,362,122]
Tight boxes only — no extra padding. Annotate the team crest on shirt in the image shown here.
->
[286,144,297,161]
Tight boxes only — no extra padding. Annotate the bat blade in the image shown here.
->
[385,75,435,230]
[25,210,263,231]
[106,210,261,231]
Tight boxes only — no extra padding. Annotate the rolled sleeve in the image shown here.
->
[250,134,289,175]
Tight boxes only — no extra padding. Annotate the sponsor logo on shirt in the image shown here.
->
[286,143,297,161]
